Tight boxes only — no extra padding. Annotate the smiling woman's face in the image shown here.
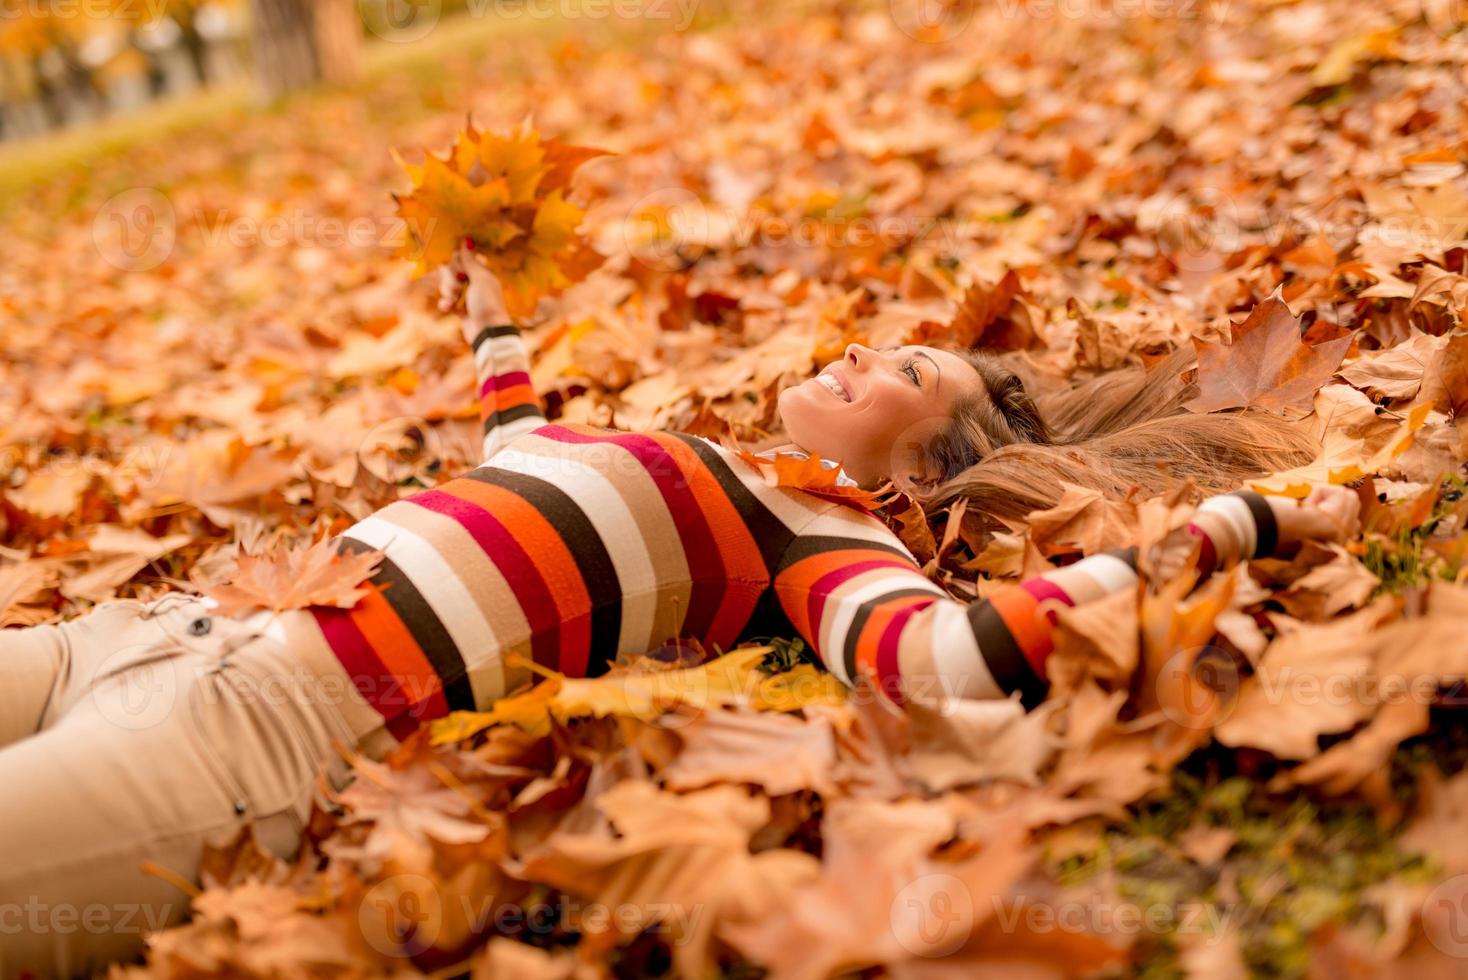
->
[777,343,986,486]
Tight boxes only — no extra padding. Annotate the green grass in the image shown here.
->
[1046,738,1459,979]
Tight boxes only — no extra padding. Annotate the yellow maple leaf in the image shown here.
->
[429,645,847,743]
[467,124,547,205]
[394,152,517,277]
[393,122,610,313]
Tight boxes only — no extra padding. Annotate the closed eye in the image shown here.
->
[901,357,922,387]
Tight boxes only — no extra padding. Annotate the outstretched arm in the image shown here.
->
[438,250,547,463]
[774,487,1359,708]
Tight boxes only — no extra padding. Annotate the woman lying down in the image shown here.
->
[0,255,1357,976]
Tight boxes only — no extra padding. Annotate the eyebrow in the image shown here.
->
[913,350,942,391]
[879,345,942,390]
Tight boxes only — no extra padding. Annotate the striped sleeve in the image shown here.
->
[773,490,1282,709]
[470,323,547,462]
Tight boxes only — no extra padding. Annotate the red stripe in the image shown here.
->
[805,558,915,645]
[407,487,562,671]
[536,426,725,640]
[650,433,767,648]
[312,606,403,723]
[1187,523,1218,576]
[874,599,934,706]
[1019,578,1075,624]
[479,370,532,398]
[388,713,423,741]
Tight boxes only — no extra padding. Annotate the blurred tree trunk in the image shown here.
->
[247,0,361,101]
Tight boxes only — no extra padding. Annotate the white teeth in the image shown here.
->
[816,373,849,401]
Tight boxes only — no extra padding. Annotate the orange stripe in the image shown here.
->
[440,478,591,662]
[650,433,767,647]
[775,550,914,639]
[987,587,1052,664]
[782,549,912,586]
[348,586,443,712]
[482,384,540,415]
[849,596,921,681]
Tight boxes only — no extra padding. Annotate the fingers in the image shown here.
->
[1304,485,1361,537]
[437,263,463,313]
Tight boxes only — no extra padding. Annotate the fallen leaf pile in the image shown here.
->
[3,0,1468,976]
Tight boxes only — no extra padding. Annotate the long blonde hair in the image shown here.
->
[920,348,1316,522]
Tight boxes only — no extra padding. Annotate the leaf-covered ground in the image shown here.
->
[4,1,1468,976]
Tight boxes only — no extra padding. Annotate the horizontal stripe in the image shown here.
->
[479,370,532,398]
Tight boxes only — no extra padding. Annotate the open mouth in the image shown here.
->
[815,370,851,402]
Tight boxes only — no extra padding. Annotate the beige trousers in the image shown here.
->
[0,596,393,978]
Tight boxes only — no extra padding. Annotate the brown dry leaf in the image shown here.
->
[201,537,384,617]
[908,269,1042,351]
[1214,600,1400,760]
[659,707,839,796]
[1047,588,1142,694]
[431,646,846,743]
[903,697,1061,790]
[1338,332,1445,400]
[512,781,820,978]
[1023,482,1138,556]
[472,938,603,980]
[0,562,55,626]
[731,447,888,512]
[1187,293,1353,418]
[1276,544,1379,619]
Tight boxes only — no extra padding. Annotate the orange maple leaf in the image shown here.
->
[201,537,384,617]
[1186,291,1353,418]
[730,448,889,512]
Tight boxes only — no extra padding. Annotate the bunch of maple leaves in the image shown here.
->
[392,120,609,316]
[3,0,1468,976]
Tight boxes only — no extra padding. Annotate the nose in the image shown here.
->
[845,343,874,369]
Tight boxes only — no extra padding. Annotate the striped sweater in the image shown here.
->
[310,320,1280,738]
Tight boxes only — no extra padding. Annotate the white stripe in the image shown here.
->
[818,573,945,686]
[483,415,546,462]
[1070,553,1139,595]
[1201,494,1258,560]
[798,506,920,556]
[343,516,505,705]
[927,600,1005,701]
[487,448,661,656]
[474,333,530,376]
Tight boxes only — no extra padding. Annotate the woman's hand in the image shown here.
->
[1268,485,1362,553]
[437,247,511,328]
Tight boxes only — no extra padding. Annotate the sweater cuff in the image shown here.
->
[1235,491,1280,559]
[471,323,520,351]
